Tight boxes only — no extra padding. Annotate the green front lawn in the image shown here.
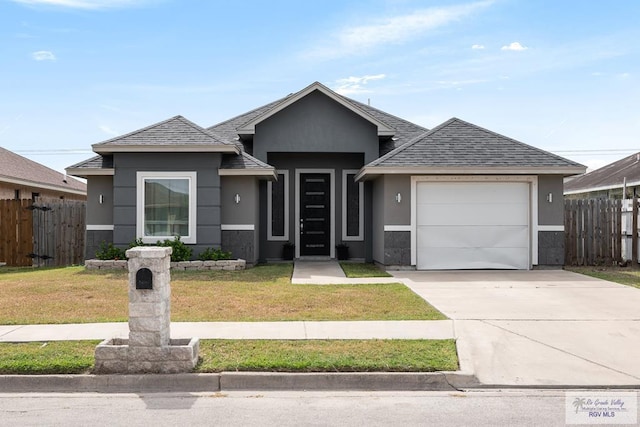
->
[0,339,458,374]
[566,266,640,289]
[0,264,445,324]
[339,262,392,278]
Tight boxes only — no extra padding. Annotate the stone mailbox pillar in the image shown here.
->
[127,246,172,349]
[94,246,199,374]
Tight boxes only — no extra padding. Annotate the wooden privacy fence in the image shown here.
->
[564,198,626,266]
[0,199,86,267]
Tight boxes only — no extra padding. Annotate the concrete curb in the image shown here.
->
[0,371,479,393]
[0,373,220,393]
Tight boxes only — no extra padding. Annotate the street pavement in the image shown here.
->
[0,390,583,427]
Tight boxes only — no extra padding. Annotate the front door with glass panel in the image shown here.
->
[300,173,330,256]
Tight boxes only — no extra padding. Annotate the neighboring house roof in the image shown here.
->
[219,151,277,178]
[358,117,586,179]
[0,146,86,196]
[564,152,640,195]
[66,155,115,178]
[92,115,238,154]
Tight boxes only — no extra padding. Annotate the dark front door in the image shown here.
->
[300,173,330,256]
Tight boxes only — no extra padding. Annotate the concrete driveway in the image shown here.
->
[392,270,640,387]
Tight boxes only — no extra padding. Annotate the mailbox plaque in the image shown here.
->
[136,268,153,290]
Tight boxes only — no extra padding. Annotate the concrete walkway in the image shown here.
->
[291,260,400,284]
[0,320,454,342]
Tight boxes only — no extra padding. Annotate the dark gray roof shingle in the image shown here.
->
[67,155,113,170]
[221,151,274,171]
[367,117,586,170]
[93,115,234,152]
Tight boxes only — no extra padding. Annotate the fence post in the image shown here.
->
[632,197,637,265]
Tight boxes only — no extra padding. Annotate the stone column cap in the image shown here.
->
[126,246,173,259]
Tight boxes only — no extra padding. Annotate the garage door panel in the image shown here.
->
[417,182,529,205]
[417,247,530,270]
[417,203,529,226]
[416,181,530,270]
[417,225,529,249]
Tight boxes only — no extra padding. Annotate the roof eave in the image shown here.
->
[236,127,396,138]
[92,145,239,154]
[0,176,87,196]
[66,168,115,178]
[564,180,640,195]
[218,169,277,180]
[356,166,587,181]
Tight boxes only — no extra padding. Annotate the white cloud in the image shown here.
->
[99,125,119,136]
[11,0,156,10]
[333,74,386,95]
[501,42,528,51]
[472,44,485,50]
[306,1,494,60]
[31,50,56,61]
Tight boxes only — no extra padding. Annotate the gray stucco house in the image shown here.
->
[67,82,585,269]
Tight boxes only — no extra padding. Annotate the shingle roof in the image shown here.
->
[65,155,114,178]
[207,85,427,152]
[564,152,640,194]
[364,117,586,172]
[220,151,273,171]
[342,98,429,154]
[0,146,86,194]
[207,99,282,147]
[93,115,237,153]
[67,155,113,170]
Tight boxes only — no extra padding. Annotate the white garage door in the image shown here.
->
[416,181,530,270]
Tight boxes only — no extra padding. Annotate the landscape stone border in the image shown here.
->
[85,259,246,271]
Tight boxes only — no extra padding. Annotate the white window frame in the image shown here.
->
[136,171,197,244]
[267,170,289,241]
[342,169,364,241]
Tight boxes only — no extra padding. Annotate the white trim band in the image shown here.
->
[221,224,255,231]
[538,225,564,232]
[87,224,114,231]
[384,225,411,232]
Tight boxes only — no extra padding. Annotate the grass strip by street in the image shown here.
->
[339,262,392,278]
[565,266,640,289]
[0,264,445,324]
[0,339,458,375]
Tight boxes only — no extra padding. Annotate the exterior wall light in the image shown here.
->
[99,194,104,204]
[395,192,402,203]
[234,193,241,204]
[546,193,553,203]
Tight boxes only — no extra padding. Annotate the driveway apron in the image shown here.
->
[393,270,640,387]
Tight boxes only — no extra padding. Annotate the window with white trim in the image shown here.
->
[342,170,363,241]
[137,172,197,244]
[267,170,289,241]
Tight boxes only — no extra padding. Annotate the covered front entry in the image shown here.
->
[415,180,531,270]
[298,173,331,256]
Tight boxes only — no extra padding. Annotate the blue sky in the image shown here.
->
[1,0,638,173]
